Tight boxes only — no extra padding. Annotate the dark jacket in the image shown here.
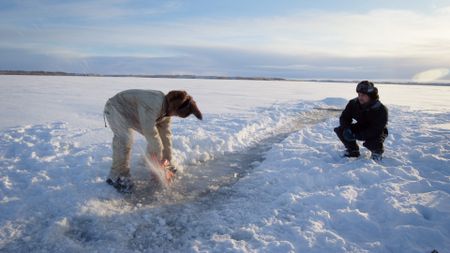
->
[340,98,388,140]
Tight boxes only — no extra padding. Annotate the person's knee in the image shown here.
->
[363,138,384,153]
[334,126,343,136]
[113,131,132,143]
[113,136,127,148]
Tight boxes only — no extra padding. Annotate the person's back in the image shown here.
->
[108,89,166,133]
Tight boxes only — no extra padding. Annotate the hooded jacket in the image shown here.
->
[340,98,388,140]
[108,89,172,160]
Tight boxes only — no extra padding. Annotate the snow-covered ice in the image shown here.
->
[0,75,449,252]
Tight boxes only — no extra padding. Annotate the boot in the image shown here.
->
[343,149,360,158]
[371,152,383,161]
[106,176,134,193]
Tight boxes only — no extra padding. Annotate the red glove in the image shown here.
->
[160,159,175,182]
[150,154,175,183]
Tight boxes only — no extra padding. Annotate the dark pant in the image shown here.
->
[334,126,387,154]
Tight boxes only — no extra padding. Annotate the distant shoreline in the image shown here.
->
[1,70,449,86]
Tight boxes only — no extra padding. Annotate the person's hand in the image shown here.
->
[161,159,170,168]
[165,168,175,183]
[160,159,175,182]
[149,155,175,183]
[150,154,171,167]
[343,128,356,142]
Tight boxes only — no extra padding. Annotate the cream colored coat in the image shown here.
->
[105,89,172,166]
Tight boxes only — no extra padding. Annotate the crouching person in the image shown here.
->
[104,89,202,193]
[334,81,388,161]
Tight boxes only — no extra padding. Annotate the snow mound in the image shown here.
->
[319,97,348,107]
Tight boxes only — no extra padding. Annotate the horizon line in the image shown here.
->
[1,70,449,87]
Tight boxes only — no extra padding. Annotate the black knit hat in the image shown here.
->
[356,80,379,100]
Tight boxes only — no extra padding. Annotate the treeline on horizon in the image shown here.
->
[0,70,449,86]
[0,70,285,81]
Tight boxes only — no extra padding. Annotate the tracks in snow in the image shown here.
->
[127,108,340,206]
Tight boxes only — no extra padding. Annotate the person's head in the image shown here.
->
[356,80,379,105]
[165,90,203,120]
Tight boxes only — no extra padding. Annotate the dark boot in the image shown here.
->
[106,176,134,194]
[343,149,360,158]
[370,152,383,161]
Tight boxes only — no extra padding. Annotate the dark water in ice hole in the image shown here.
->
[127,109,340,206]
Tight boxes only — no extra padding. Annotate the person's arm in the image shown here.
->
[339,100,355,128]
[156,117,172,162]
[138,105,163,160]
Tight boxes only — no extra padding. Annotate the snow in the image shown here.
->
[0,75,449,252]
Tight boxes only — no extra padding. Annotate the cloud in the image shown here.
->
[0,0,181,22]
[412,68,449,82]
[2,46,445,80]
[175,8,450,58]
[1,3,450,79]
[3,4,450,57]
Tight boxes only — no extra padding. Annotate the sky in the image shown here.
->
[1,0,450,81]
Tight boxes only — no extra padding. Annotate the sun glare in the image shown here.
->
[412,68,449,82]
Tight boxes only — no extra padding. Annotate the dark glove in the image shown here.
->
[354,132,363,141]
[343,128,356,142]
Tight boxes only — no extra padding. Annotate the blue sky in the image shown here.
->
[1,0,450,81]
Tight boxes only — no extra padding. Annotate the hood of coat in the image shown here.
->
[165,90,203,120]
